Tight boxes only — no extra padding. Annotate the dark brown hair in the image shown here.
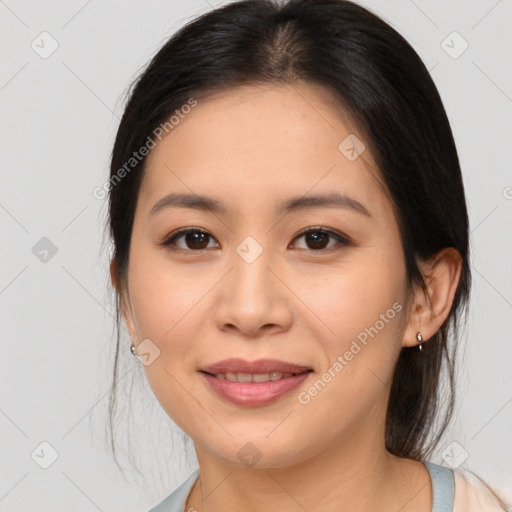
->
[104,0,505,500]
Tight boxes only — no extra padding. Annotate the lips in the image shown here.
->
[209,371,300,383]
[199,358,313,406]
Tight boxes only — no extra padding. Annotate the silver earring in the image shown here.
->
[130,344,137,355]
[416,332,424,351]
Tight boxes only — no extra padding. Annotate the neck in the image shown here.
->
[186,421,432,512]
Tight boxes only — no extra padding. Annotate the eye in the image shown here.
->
[161,227,352,253]
[162,228,219,251]
[290,227,352,252]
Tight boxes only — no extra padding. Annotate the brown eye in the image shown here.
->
[162,227,351,253]
[291,228,351,252]
[304,231,330,250]
[162,228,219,251]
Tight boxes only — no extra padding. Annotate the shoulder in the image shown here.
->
[452,467,511,512]
[146,468,200,512]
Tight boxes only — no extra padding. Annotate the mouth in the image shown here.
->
[200,369,313,383]
[199,357,313,376]
[198,358,314,406]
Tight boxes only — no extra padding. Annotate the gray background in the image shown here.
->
[1,0,511,510]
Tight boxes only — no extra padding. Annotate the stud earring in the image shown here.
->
[416,332,424,351]
[130,344,137,355]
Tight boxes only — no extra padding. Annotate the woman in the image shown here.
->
[105,0,511,510]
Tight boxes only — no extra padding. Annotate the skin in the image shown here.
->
[112,82,462,512]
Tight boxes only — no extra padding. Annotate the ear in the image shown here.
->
[402,247,463,348]
[110,259,138,342]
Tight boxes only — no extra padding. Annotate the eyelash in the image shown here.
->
[161,226,352,254]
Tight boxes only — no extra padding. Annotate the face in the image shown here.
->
[121,82,414,469]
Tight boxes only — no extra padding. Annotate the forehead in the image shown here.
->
[140,82,389,219]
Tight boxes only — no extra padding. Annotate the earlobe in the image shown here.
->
[402,247,463,348]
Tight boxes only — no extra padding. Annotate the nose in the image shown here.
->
[214,242,293,338]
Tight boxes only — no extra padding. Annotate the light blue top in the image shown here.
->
[147,461,454,512]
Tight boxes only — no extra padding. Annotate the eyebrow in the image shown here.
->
[149,191,372,218]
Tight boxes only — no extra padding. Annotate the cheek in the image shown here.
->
[128,254,206,426]
[295,257,405,343]
[126,249,210,417]
[293,255,407,412]
[294,270,405,428]
[127,247,208,339]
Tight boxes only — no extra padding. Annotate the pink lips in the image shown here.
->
[199,358,313,406]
